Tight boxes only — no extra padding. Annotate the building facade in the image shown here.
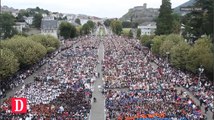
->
[41,20,58,38]
[138,22,156,35]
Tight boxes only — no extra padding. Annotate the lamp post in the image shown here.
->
[166,52,170,68]
[198,65,204,87]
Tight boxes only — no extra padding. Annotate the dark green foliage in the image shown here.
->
[59,22,77,39]
[155,0,173,35]
[33,13,43,28]
[82,23,91,35]
[75,18,81,25]
[128,30,133,38]
[110,20,123,35]
[137,29,141,39]
[0,13,18,39]
[104,19,112,27]
[182,0,213,40]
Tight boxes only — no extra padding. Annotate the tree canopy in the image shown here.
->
[110,20,123,35]
[33,13,43,28]
[155,0,173,35]
[182,0,213,40]
[75,18,81,25]
[2,36,47,67]
[0,48,19,80]
[0,13,18,39]
[29,35,60,53]
[59,21,77,39]
[81,23,91,35]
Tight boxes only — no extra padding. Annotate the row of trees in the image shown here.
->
[59,20,96,39]
[140,34,214,77]
[156,0,213,41]
[0,35,60,80]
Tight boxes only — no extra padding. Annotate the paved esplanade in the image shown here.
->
[90,28,105,120]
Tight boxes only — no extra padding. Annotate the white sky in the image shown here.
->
[2,0,189,18]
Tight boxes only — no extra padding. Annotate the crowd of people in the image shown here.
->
[0,32,213,120]
[0,35,101,119]
[102,36,211,120]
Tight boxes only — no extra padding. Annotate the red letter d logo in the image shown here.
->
[11,98,27,114]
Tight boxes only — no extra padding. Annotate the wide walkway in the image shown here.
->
[90,40,105,120]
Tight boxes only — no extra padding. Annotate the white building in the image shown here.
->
[138,22,156,35]
[24,17,33,25]
[41,20,58,38]
[13,22,27,33]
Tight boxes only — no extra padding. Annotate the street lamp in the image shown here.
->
[166,52,170,68]
[198,65,204,87]
[166,52,170,62]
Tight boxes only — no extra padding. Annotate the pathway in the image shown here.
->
[89,39,105,120]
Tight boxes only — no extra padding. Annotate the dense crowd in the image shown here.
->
[0,33,213,120]
[0,36,100,119]
[102,36,211,120]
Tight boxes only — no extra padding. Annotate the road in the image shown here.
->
[90,38,105,120]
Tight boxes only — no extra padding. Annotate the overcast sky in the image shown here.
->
[2,0,189,18]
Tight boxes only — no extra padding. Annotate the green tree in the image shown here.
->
[155,0,173,35]
[172,13,181,34]
[186,36,214,73]
[33,13,43,28]
[122,21,132,28]
[159,34,184,56]
[0,48,19,80]
[2,36,47,67]
[82,23,91,35]
[151,35,166,55]
[75,18,81,25]
[29,35,60,53]
[87,20,95,31]
[140,35,155,48]
[110,20,123,35]
[182,0,213,40]
[0,13,18,39]
[128,30,133,38]
[136,28,141,39]
[59,22,76,39]
[16,9,30,22]
[104,19,112,27]
[170,41,191,69]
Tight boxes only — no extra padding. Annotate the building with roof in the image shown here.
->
[138,22,156,35]
[41,20,58,38]
[13,22,27,33]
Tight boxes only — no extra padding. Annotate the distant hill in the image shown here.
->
[120,3,159,24]
[173,0,197,15]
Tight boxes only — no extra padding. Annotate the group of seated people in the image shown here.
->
[102,36,211,120]
[151,52,214,113]
[0,35,101,119]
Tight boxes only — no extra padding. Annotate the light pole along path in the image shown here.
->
[89,27,105,120]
